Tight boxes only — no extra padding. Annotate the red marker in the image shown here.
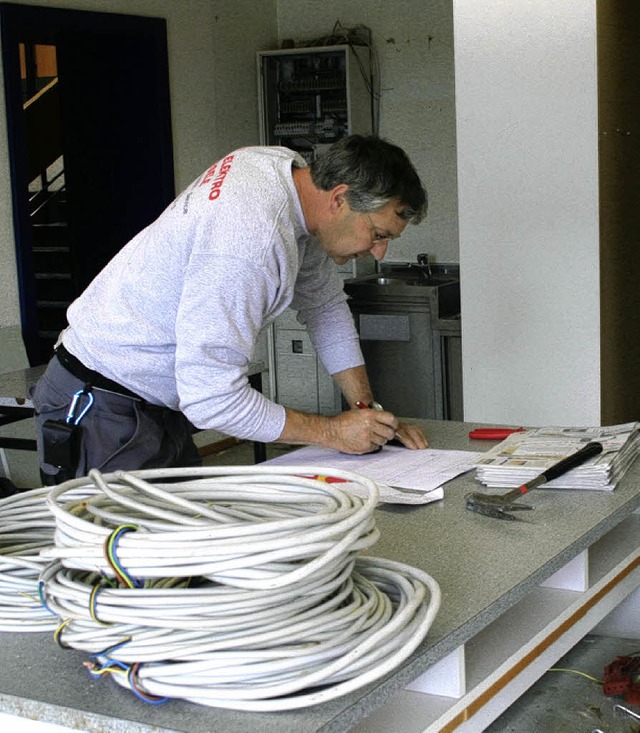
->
[468,427,525,440]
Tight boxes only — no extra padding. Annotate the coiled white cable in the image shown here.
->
[43,466,380,588]
[0,486,91,632]
[41,466,441,710]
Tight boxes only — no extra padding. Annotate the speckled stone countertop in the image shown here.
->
[1,419,639,733]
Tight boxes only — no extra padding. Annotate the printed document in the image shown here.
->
[265,445,482,505]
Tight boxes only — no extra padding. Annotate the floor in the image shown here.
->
[203,440,640,733]
[486,635,640,733]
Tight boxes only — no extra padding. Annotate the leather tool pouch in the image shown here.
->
[42,420,81,469]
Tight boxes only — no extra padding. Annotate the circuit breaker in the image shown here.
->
[257,45,373,163]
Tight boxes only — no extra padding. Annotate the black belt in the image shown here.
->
[55,343,144,401]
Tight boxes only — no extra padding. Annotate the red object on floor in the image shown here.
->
[603,655,640,705]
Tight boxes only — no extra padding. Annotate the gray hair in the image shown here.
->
[309,135,428,224]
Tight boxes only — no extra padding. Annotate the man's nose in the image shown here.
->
[370,241,388,261]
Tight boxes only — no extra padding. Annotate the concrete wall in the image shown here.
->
[454,0,601,425]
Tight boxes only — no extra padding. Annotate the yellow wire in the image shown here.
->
[548,667,603,684]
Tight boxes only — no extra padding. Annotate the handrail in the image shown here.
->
[29,183,66,220]
[23,76,58,110]
[24,77,62,182]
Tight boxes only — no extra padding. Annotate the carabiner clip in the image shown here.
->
[65,384,94,426]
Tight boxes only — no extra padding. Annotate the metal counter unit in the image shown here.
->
[344,262,462,421]
[0,419,638,733]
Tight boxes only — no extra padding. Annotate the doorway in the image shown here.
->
[0,3,175,365]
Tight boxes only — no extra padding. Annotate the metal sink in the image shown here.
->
[371,275,454,288]
[344,271,461,319]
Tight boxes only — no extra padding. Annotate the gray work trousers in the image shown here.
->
[30,356,201,485]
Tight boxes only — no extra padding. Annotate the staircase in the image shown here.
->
[24,72,72,363]
[30,180,71,359]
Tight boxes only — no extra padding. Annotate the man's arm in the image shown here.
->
[331,364,374,408]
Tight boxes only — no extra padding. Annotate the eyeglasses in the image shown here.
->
[364,213,400,243]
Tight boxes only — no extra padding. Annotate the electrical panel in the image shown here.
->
[257,45,372,163]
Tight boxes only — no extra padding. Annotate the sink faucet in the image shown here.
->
[415,253,433,280]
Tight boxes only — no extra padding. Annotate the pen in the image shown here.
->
[355,400,383,452]
[355,401,402,448]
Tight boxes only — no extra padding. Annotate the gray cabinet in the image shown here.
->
[274,313,335,414]
[440,333,464,421]
[350,303,440,419]
[344,268,462,421]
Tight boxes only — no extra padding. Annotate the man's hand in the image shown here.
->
[394,420,429,450]
[330,406,398,454]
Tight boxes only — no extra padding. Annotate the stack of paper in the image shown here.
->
[474,422,640,491]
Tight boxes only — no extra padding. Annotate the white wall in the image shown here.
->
[454,0,601,426]
[276,0,459,264]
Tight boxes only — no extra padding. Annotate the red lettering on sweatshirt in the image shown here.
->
[200,162,218,186]
[200,154,235,201]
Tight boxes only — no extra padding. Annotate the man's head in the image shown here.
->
[305,135,428,264]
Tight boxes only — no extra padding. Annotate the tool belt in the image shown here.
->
[55,343,144,402]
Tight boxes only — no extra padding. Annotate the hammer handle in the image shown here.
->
[509,441,604,499]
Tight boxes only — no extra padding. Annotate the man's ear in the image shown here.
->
[329,184,349,213]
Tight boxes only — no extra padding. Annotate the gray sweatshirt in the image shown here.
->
[62,146,364,442]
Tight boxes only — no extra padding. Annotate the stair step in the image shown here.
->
[36,296,73,308]
[34,272,71,280]
[32,245,72,275]
[35,278,75,300]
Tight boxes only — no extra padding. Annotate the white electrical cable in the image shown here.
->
[41,465,441,710]
[0,486,91,632]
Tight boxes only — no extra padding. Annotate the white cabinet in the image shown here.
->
[258,44,375,413]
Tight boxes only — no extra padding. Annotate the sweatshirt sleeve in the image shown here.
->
[290,242,364,375]
[174,254,286,442]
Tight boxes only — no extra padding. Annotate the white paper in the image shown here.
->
[264,445,482,505]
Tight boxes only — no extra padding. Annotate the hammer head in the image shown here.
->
[465,493,534,520]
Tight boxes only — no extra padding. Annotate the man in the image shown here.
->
[31,135,429,484]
